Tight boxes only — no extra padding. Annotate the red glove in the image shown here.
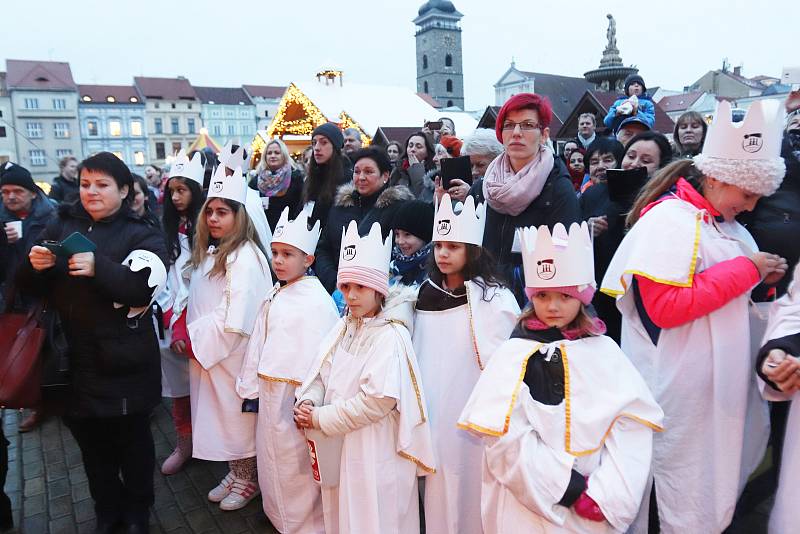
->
[170,311,195,359]
[162,308,174,330]
[573,491,605,522]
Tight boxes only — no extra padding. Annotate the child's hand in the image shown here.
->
[293,400,315,429]
[763,350,800,394]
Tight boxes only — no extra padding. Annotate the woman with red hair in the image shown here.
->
[480,93,581,305]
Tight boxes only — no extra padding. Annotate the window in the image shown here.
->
[424,81,429,93]
[445,54,453,67]
[212,110,220,118]
[109,120,122,137]
[187,119,195,134]
[226,111,234,118]
[26,122,43,138]
[134,151,145,166]
[24,98,39,109]
[171,103,176,109]
[154,118,163,134]
[213,125,222,136]
[130,120,143,137]
[423,55,428,69]
[82,95,92,102]
[264,110,269,118]
[446,79,453,93]
[54,122,70,138]
[155,142,166,160]
[87,121,99,137]
[56,149,73,158]
[113,151,124,161]
[29,150,46,166]
[171,142,181,155]
[0,127,5,137]
[106,96,116,103]
[171,118,179,134]
[187,103,192,110]
[228,124,235,135]
[154,102,160,109]
[447,100,453,107]
[53,98,67,110]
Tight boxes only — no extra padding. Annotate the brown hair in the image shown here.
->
[518,303,604,337]
[673,111,708,156]
[191,197,265,278]
[626,159,705,227]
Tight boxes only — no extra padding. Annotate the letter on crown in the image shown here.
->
[207,164,247,205]
[218,140,248,170]
[519,222,595,290]
[271,206,321,256]
[168,150,205,187]
[338,221,392,273]
[433,193,486,246]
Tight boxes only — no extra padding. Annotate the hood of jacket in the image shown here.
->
[334,182,415,209]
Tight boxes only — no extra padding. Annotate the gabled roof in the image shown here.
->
[477,106,501,129]
[133,76,197,100]
[193,86,251,106]
[5,59,77,91]
[242,84,286,100]
[657,91,704,113]
[555,90,674,139]
[372,127,423,146]
[78,84,143,104]
[417,92,442,108]
[495,66,593,126]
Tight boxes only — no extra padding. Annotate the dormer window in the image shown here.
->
[82,95,92,102]
[35,76,48,82]
[106,96,116,103]
[130,96,139,103]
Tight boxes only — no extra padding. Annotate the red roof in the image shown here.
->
[242,85,286,99]
[416,92,442,108]
[657,91,704,113]
[78,84,143,104]
[5,59,77,91]
[133,76,197,100]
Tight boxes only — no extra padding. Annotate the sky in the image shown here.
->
[2,0,798,110]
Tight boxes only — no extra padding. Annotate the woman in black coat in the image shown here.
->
[19,152,167,534]
[314,147,414,293]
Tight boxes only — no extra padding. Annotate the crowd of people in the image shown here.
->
[1,73,800,534]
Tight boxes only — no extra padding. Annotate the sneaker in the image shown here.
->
[18,409,44,433]
[219,479,260,511]
[161,434,192,475]
[207,472,236,503]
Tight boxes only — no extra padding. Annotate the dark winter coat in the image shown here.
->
[248,168,304,231]
[0,188,55,309]
[314,183,415,293]
[473,158,581,305]
[16,202,168,418]
[48,175,80,205]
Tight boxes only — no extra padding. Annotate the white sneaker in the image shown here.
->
[207,472,236,503]
[219,479,260,511]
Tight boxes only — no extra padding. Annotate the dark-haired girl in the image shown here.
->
[155,151,205,476]
[412,194,519,534]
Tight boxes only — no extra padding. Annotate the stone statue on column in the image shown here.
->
[606,14,617,50]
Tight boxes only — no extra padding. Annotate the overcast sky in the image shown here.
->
[3,0,798,110]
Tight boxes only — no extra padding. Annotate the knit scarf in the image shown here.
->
[391,243,432,276]
[482,146,554,216]
[257,162,292,197]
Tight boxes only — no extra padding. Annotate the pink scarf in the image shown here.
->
[482,146,554,216]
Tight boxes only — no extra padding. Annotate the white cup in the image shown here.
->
[4,221,22,238]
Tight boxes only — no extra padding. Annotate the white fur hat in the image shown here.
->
[693,100,785,196]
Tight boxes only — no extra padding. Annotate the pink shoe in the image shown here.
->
[161,434,192,475]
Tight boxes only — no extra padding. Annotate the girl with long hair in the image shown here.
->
[413,194,519,534]
[301,123,349,227]
[185,166,272,511]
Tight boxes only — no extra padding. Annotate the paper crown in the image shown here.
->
[271,206,321,256]
[339,221,392,273]
[207,164,247,205]
[519,222,595,290]
[113,249,167,318]
[218,140,249,170]
[432,194,486,246]
[693,100,785,196]
[168,150,204,187]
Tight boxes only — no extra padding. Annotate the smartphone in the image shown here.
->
[441,156,473,189]
[426,120,443,131]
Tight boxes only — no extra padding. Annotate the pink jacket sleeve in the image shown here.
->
[635,256,760,329]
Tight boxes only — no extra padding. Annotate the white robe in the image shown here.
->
[413,279,519,534]
[600,198,769,533]
[296,287,436,534]
[155,231,191,398]
[187,242,271,460]
[758,262,800,534]
[237,277,338,534]
[459,336,664,534]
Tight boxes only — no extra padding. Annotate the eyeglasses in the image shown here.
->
[501,121,541,132]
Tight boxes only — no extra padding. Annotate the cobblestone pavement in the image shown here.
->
[3,402,277,533]
[1,400,774,534]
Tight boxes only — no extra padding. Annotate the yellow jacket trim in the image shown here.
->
[258,373,302,386]
[398,450,436,474]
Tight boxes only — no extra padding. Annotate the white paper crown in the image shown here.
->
[339,221,392,273]
[207,164,247,205]
[113,249,167,318]
[218,140,249,170]
[519,222,595,289]
[271,206,321,256]
[693,99,786,196]
[432,193,486,246]
[168,150,204,187]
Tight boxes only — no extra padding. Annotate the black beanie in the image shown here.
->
[624,74,646,95]
[391,200,434,243]
[311,123,344,151]
[0,163,36,192]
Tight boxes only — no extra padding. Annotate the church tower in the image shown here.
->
[414,0,464,110]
